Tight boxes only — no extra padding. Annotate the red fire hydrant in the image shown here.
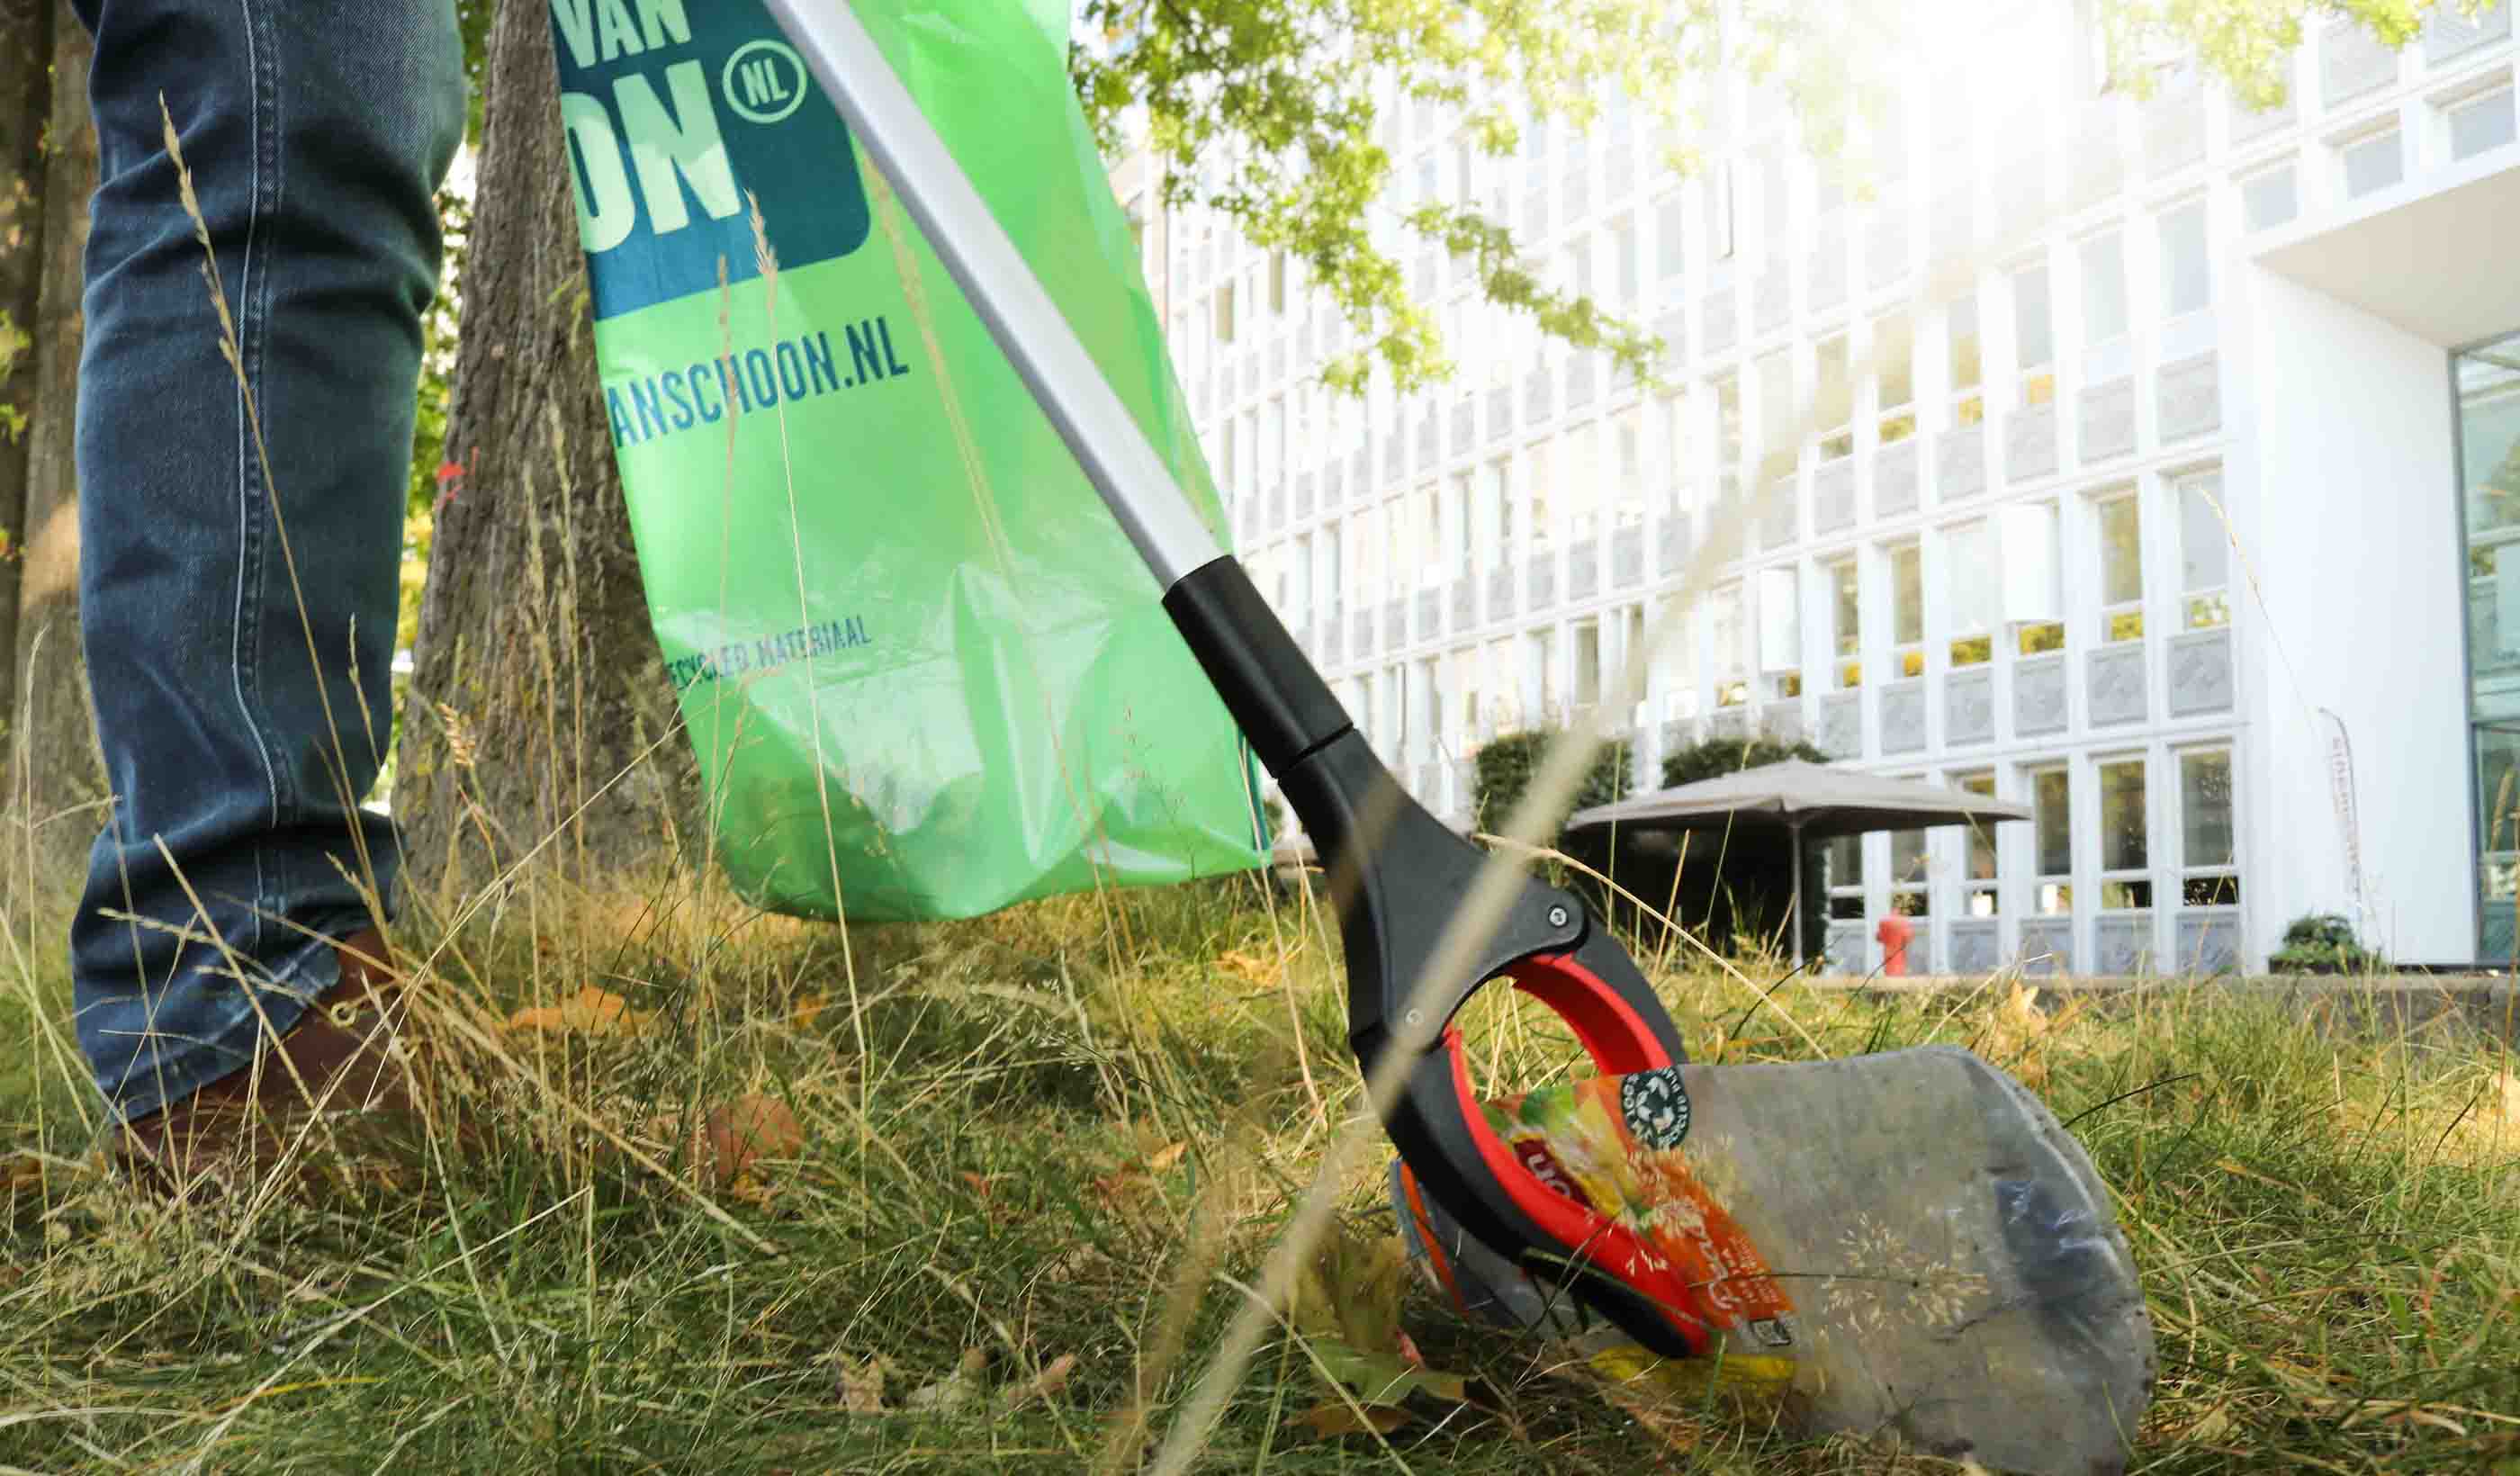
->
[1876,913,1914,977]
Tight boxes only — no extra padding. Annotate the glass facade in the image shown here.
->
[2459,330,2520,959]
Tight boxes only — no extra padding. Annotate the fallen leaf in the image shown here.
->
[1292,1402,1410,1441]
[3,1154,44,1194]
[997,1353,1077,1411]
[1144,1141,1188,1174]
[904,1347,988,1414]
[835,1355,888,1413]
[704,1096,803,1188]
[504,986,657,1037]
[1217,948,1277,984]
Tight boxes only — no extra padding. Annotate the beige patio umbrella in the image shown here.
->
[1567,760,2033,965]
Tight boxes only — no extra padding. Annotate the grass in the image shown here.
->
[4,867,2517,1474]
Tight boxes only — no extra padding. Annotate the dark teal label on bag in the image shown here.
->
[548,0,871,319]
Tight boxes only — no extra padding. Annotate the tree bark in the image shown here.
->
[399,1,698,905]
[0,0,54,744]
[5,4,100,900]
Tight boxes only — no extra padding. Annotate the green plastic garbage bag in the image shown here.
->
[548,0,1267,920]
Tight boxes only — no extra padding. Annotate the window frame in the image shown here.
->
[2176,469,2232,630]
[1829,555,1863,690]
[1947,518,1997,668]
[2176,744,2240,907]
[1815,335,1857,462]
[2030,762,2074,915]
[1876,310,1918,445]
[1949,292,1986,426]
[1953,770,2001,916]
[2093,488,2147,644]
[2096,753,2154,911]
[1888,539,1926,678]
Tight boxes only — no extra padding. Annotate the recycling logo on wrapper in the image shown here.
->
[1618,1067,1692,1150]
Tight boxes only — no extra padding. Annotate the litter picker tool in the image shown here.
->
[751,6,2153,1467]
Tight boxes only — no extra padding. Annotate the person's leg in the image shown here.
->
[69,0,464,1126]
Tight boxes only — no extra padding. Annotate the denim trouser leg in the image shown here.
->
[70,0,465,1124]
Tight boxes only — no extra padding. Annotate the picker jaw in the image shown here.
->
[1165,556,1712,1359]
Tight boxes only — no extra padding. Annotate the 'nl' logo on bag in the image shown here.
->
[549,0,872,320]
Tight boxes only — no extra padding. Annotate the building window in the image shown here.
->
[2340,127,2403,198]
[2179,748,2238,904]
[1574,619,1603,712]
[2240,162,2300,231]
[1260,396,1283,491]
[1950,293,1985,425]
[1480,459,1509,570]
[1269,250,1288,315]
[2014,263,2056,405]
[2178,472,2230,628]
[1876,311,1916,444]
[1614,212,1641,308]
[1215,281,1238,344]
[2098,756,2152,909]
[1616,410,1647,526]
[1760,565,1804,699]
[1889,541,1924,677]
[2454,330,2520,958]
[1830,557,1862,688]
[1713,583,1750,707]
[1817,337,1855,461]
[1714,372,1743,492]
[1890,820,1930,917]
[2158,200,2210,320]
[2031,765,2073,914]
[2097,491,2145,641]
[2448,88,2517,162]
[1564,425,1601,542]
[1656,193,1687,286]
[1291,535,1313,626]
[1956,771,2000,915]
[1526,442,1554,548]
[1654,598,1699,720]
[1757,349,1796,490]
[1826,834,1866,919]
[2012,500,2067,655]
[1948,518,1996,667]
[1321,528,1344,624]
[2080,229,2130,379]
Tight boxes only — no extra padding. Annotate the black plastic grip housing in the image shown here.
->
[1161,555,1353,773]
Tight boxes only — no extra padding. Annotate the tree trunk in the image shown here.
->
[5,3,101,901]
[399,2,698,905]
[0,0,53,742]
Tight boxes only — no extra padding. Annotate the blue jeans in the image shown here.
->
[70,0,464,1123]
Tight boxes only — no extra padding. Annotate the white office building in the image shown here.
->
[1112,2,2520,973]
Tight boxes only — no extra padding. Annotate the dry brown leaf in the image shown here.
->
[504,986,657,1037]
[997,1353,1077,1411]
[3,1154,44,1194]
[836,1355,888,1414]
[1292,1402,1410,1441]
[1217,948,1277,984]
[1144,1140,1188,1173]
[704,1095,803,1187]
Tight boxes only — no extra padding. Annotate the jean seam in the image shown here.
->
[229,0,284,944]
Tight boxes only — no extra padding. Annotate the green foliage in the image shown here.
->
[0,307,27,443]
[1470,726,1632,836]
[2268,912,2387,976]
[1660,734,1829,789]
[1072,0,2423,400]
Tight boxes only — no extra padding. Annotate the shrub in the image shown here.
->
[1660,734,1830,788]
[2267,913,2386,976]
[1470,726,1634,835]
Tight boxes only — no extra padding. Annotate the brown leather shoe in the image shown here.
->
[117,927,429,1195]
